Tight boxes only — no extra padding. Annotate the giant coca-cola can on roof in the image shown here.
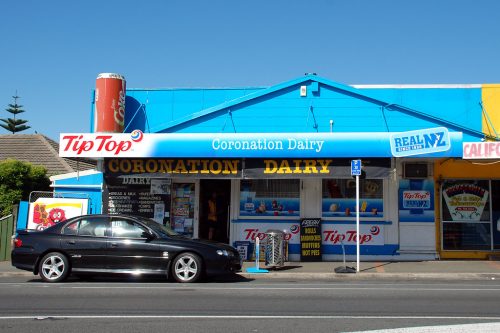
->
[94,73,126,133]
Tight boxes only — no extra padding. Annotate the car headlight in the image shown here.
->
[216,249,229,256]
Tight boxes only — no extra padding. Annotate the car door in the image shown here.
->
[60,216,110,270]
[107,217,165,272]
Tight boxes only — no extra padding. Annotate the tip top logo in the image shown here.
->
[390,127,450,157]
[61,130,143,157]
[130,129,144,142]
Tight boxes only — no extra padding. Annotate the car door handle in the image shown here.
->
[66,241,76,245]
[110,243,118,247]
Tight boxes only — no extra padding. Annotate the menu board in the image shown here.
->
[104,176,171,225]
[300,218,322,262]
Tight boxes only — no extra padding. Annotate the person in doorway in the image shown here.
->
[208,192,218,240]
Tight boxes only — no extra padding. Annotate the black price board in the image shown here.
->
[103,176,171,224]
[300,218,322,262]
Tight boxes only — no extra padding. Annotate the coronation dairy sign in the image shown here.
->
[59,130,462,158]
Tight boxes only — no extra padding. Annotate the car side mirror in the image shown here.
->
[142,231,156,241]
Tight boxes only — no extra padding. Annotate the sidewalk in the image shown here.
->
[2,259,500,280]
[239,260,500,280]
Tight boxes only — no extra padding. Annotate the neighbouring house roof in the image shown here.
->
[0,134,96,176]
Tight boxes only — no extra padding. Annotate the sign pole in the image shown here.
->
[356,174,360,273]
[350,159,362,274]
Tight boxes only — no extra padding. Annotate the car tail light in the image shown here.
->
[12,237,22,248]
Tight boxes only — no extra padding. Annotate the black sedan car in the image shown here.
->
[11,214,241,283]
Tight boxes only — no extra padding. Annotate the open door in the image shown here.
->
[200,179,231,243]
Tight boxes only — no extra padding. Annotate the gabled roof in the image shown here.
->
[0,134,96,176]
[158,74,492,140]
[160,74,388,131]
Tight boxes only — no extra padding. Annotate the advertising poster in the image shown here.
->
[322,198,383,218]
[300,218,322,261]
[239,194,300,217]
[27,198,88,230]
[442,181,489,221]
[398,179,435,222]
[170,183,195,236]
[322,224,384,246]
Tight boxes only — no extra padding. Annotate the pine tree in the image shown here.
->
[0,93,30,134]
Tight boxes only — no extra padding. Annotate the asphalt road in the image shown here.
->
[1,275,500,333]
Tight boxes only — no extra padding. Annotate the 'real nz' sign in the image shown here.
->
[390,127,451,157]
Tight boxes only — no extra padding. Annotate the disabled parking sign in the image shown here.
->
[351,160,361,176]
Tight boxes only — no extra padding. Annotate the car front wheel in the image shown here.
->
[39,252,70,282]
[172,252,202,283]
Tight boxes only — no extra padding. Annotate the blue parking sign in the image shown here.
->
[351,160,361,176]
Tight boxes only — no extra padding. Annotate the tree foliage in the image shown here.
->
[1,94,30,134]
[0,159,50,216]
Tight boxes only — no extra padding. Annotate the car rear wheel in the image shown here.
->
[172,252,202,283]
[39,252,70,283]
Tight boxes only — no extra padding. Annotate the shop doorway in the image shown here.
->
[200,179,231,243]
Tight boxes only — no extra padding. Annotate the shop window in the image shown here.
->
[441,180,492,251]
[239,179,300,217]
[492,180,500,250]
[322,179,384,218]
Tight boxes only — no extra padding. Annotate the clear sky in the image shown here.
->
[1,0,500,141]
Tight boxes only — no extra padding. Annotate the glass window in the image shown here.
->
[322,179,384,217]
[442,180,490,222]
[77,217,109,237]
[239,179,300,217]
[62,220,79,235]
[111,219,149,238]
[441,180,492,251]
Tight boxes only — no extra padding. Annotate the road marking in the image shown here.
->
[2,282,500,292]
[1,315,500,320]
[60,286,500,292]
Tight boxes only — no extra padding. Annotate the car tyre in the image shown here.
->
[39,252,70,283]
[172,252,202,283]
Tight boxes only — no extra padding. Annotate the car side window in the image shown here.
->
[77,217,109,237]
[111,219,149,239]
[62,220,79,235]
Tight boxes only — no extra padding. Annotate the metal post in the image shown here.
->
[356,175,360,272]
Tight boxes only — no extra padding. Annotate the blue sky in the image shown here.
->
[1,0,500,141]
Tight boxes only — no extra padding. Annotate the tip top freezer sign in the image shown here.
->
[402,191,431,209]
[27,198,88,230]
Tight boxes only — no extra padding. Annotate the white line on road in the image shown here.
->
[1,315,500,320]
[2,283,500,292]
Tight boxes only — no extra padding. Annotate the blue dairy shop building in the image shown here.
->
[53,73,500,261]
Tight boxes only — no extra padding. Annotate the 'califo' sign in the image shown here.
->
[463,142,500,159]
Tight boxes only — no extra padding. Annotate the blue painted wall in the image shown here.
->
[108,76,484,143]
[52,172,104,214]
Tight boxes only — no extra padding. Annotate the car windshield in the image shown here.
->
[135,216,180,238]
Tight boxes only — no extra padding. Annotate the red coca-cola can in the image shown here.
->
[94,73,126,133]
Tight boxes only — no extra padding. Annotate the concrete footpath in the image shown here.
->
[2,259,500,281]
